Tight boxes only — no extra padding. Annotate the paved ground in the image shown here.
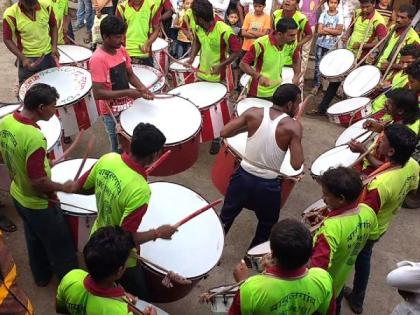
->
[0,31,419,315]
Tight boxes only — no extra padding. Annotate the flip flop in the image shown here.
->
[0,214,17,233]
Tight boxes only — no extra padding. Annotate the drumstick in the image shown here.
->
[57,46,78,64]
[355,34,389,67]
[381,36,406,84]
[354,19,373,63]
[134,253,172,274]
[296,95,314,121]
[73,135,95,181]
[205,280,245,300]
[103,102,118,125]
[66,35,78,45]
[29,54,45,69]
[51,130,85,165]
[48,198,97,214]
[163,50,209,75]
[350,142,378,168]
[174,199,223,229]
[153,93,180,99]
[145,150,172,175]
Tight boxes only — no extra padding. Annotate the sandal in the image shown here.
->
[0,214,17,233]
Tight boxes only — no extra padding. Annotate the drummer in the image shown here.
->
[0,83,78,286]
[50,0,70,45]
[57,226,158,315]
[228,219,336,314]
[73,123,180,299]
[240,18,301,99]
[219,84,303,252]
[344,124,419,314]
[407,59,420,100]
[310,166,378,313]
[3,0,60,84]
[89,16,154,153]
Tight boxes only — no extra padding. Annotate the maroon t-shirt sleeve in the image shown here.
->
[327,297,337,315]
[362,188,381,214]
[151,6,162,27]
[292,47,300,62]
[76,165,95,190]
[2,19,13,40]
[121,204,148,233]
[375,24,388,39]
[242,45,256,64]
[227,291,241,315]
[303,22,312,35]
[163,0,173,10]
[26,148,48,179]
[310,233,331,271]
[49,8,57,27]
[228,34,242,53]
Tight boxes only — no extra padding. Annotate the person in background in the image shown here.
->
[74,0,94,44]
[406,57,420,98]
[209,0,230,20]
[375,0,394,26]
[238,0,273,24]
[226,6,242,91]
[172,0,193,58]
[93,0,114,17]
[241,0,271,52]
[50,0,70,45]
[311,0,343,96]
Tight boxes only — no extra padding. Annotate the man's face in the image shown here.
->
[253,3,265,15]
[400,55,416,70]
[38,102,56,121]
[283,0,297,11]
[21,0,37,10]
[104,34,124,49]
[360,2,374,17]
[408,75,420,92]
[282,29,298,44]
[322,185,344,210]
[396,11,411,28]
[377,134,394,159]
[384,98,399,117]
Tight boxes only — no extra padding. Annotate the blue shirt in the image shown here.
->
[316,10,343,49]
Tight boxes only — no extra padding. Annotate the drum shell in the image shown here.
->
[65,214,96,252]
[327,104,372,127]
[152,41,169,74]
[200,98,231,142]
[210,292,236,313]
[169,69,197,87]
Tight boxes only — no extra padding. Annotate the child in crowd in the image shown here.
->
[241,0,271,52]
[226,7,242,91]
[375,0,395,26]
[312,0,343,95]
[172,0,194,58]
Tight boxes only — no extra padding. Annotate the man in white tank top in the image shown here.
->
[219,84,304,252]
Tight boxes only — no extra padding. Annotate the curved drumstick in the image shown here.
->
[145,150,172,175]
[355,34,389,67]
[296,95,314,121]
[73,135,95,181]
[349,141,378,168]
[202,280,245,301]
[163,50,209,75]
[51,130,85,166]
[174,199,223,229]
[29,54,45,69]
[57,46,78,64]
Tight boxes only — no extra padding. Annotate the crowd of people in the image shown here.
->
[0,0,420,313]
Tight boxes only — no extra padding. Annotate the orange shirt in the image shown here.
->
[241,12,271,51]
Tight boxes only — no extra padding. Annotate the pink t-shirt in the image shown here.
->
[89,46,134,115]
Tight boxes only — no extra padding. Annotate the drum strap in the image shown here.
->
[242,156,302,181]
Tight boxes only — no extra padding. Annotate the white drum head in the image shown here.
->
[282,67,294,84]
[170,82,227,109]
[319,49,355,78]
[152,37,169,51]
[240,74,251,88]
[58,45,92,64]
[327,97,370,115]
[235,98,272,116]
[131,65,163,92]
[51,158,98,215]
[19,66,92,107]
[335,119,373,146]
[169,56,199,71]
[0,104,20,118]
[302,199,326,214]
[311,146,359,176]
[135,300,169,315]
[139,182,224,278]
[247,241,270,256]
[343,65,381,97]
[38,115,62,152]
[120,96,201,145]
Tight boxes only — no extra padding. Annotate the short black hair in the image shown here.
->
[319,167,363,203]
[386,88,419,126]
[272,84,301,107]
[270,219,312,270]
[399,4,416,19]
[359,0,375,5]
[328,0,341,5]
[192,0,214,23]
[275,17,298,33]
[100,15,127,38]
[23,83,59,111]
[131,123,166,159]
[83,226,135,282]
[253,0,266,6]
[227,6,239,16]
[384,124,417,166]
[400,44,420,59]
[406,59,420,80]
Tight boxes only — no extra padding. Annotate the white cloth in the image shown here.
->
[240,0,273,16]
[241,107,288,179]
[209,0,230,19]
[387,261,420,294]
[391,300,420,315]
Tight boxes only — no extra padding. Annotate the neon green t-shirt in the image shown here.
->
[0,114,51,209]
[50,0,68,45]
[239,267,333,315]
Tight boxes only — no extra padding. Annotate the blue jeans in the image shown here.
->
[220,167,282,249]
[174,40,191,59]
[76,0,94,32]
[314,45,329,88]
[102,114,119,153]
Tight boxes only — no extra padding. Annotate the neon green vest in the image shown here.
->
[0,114,51,209]
[117,0,158,58]
[313,204,378,294]
[367,158,419,239]
[239,267,333,315]
[372,70,408,114]
[193,20,235,82]
[51,0,68,44]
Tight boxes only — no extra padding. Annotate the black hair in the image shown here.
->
[272,84,301,107]
[328,0,340,5]
[385,88,419,125]
[270,219,312,270]
[191,0,214,23]
[384,124,417,166]
[100,15,127,38]
[319,167,363,203]
[131,123,166,159]
[83,226,135,282]
[400,44,420,59]
[23,83,59,111]
[359,0,375,5]
[253,0,266,6]
[406,59,420,80]
[275,17,298,33]
[398,4,416,19]
[227,6,239,16]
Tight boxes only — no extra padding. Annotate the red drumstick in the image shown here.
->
[73,135,95,181]
[174,199,223,228]
[145,150,172,175]
[51,129,85,165]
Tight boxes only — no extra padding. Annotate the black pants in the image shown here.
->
[220,167,282,249]
[118,264,149,300]
[18,53,56,84]
[318,81,340,114]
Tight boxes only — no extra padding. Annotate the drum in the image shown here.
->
[301,199,328,230]
[38,115,64,160]
[327,97,371,127]
[135,300,169,315]
[139,182,224,302]
[131,65,165,93]
[169,56,200,87]
[19,66,99,137]
[58,45,92,69]
[310,146,360,178]
[319,48,355,82]
[208,284,238,314]
[239,67,294,91]
[235,97,272,117]
[211,132,304,207]
[343,65,381,98]
[152,37,169,74]
[120,96,202,176]
[170,82,229,142]
[0,104,20,118]
[246,241,270,272]
[335,119,373,146]
[51,158,98,252]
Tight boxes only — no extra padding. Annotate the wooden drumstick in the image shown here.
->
[57,47,78,64]
[355,34,389,67]
[350,142,378,168]
[103,102,119,125]
[145,150,172,175]
[73,135,95,181]
[134,254,172,274]
[204,280,245,300]
[66,35,78,46]
[381,37,406,84]
[29,54,45,69]
[51,130,85,166]
[49,198,97,214]
[174,199,223,229]
[296,95,314,121]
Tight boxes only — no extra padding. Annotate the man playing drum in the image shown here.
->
[57,226,158,315]
[228,219,336,315]
[74,123,179,300]
[407,59,420,103]
[344,124,419,314]
[0,83,78,286]
[310,167,378,314]
[219,84,304,253]
[240,18,302,99]
[3,0,60,84]
[89,16,154,153]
